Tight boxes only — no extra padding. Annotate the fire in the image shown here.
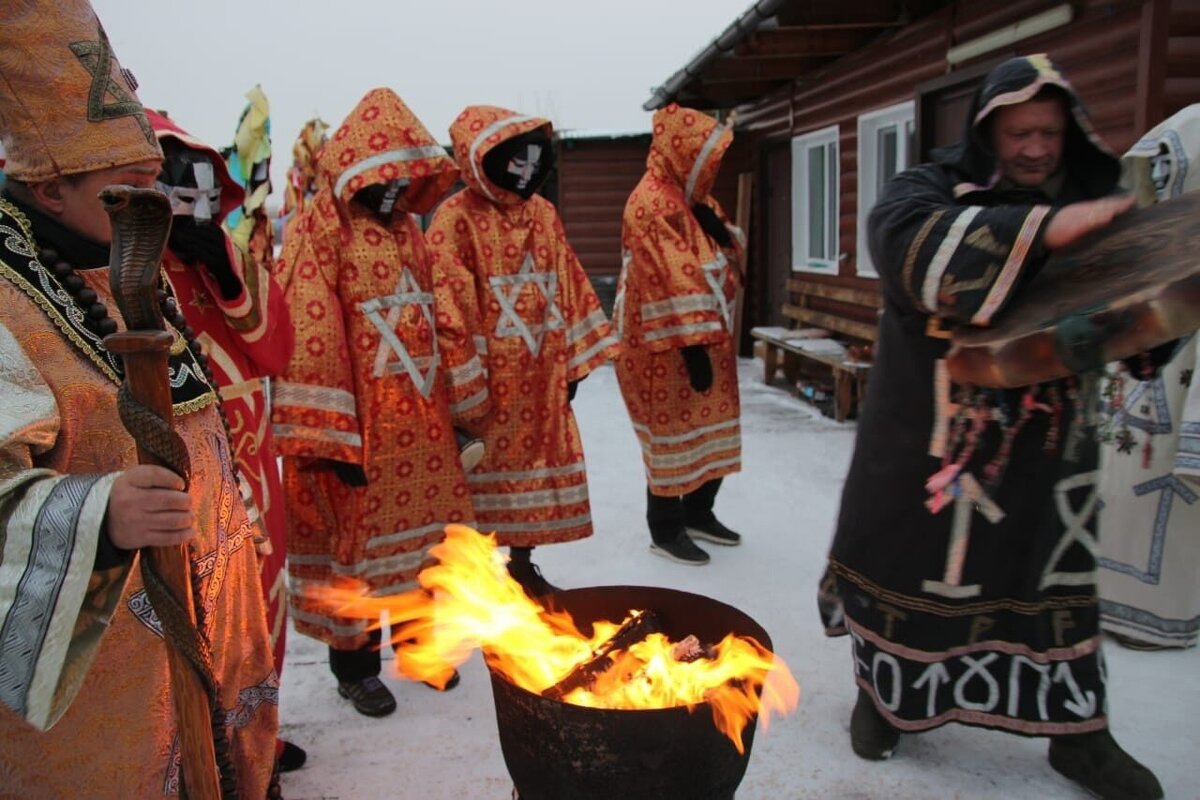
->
[310,524,799,752]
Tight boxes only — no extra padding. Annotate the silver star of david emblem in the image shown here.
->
[701,251,733,331]
[489,250,564,355]
[359,266,439,398]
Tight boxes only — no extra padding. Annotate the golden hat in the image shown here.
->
[0,0,162,181]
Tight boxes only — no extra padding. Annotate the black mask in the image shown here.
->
[353,180,408,223]
[158,138,223,224]
[482,128,553,199]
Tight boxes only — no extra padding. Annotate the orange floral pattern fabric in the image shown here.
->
[272,89,476,649]
[614,104,744,496]
[0,1,162,180]
[428,105,619,547]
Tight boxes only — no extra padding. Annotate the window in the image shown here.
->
[857,102,915,277]
[790,125,839,274]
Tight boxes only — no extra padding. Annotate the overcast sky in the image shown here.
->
[92,0,753,193]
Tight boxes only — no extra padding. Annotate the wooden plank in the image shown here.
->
[1136,0,1170,135]
[783,304,879,341]
[787,277,880,308]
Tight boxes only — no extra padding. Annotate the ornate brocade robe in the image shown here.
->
[272,89,477,649]
[614,104,744,497]
[0,198,277,797]
[428,105,618,547]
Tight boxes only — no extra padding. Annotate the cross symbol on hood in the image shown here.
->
[490,250,564,356]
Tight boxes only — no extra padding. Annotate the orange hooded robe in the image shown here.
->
[271,89,478,649]
[614,104,744,497]
[428,105,619,548]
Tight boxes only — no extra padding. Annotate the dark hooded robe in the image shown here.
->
[819,55,1123,736]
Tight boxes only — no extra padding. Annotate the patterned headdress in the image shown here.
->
[0,0,162,181]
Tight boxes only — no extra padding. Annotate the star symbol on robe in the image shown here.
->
[490,250,564,356]
[359,266,439,398]
[189,293,213,314]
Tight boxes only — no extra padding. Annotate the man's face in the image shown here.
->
[54,160,161,244]
[991,98,1066,188]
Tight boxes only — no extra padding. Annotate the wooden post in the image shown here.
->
[732,171,754,351]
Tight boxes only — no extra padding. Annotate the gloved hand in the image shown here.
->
[680,345,713,392]
[567,379,581,403]
[691,203,734,249]
[328,460,368,488]
[169,218,240,300]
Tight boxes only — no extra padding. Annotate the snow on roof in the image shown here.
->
[556,128,651,142]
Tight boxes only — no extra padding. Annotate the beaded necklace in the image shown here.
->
[35,244,244,496]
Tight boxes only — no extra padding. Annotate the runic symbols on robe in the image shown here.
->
[490,250,564,356]
[359,266,440,397]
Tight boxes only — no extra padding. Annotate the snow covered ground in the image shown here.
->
[278,360,1200,800]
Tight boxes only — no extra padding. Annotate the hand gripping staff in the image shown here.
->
[100,186,235,800]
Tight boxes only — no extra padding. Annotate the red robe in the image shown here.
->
[151,110,294,672]
[272,88,478,650]
[615,104,744,497]
[428,105,619,548]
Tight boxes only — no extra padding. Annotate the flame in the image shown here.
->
[309,524,799,752]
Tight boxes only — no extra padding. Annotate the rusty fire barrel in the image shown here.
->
[487,585,773,800]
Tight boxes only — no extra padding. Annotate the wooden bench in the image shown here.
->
[750,278,880,422]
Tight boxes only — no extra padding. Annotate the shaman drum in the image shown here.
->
[947,191,1200,388]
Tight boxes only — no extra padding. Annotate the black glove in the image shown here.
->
[691,203,733,249]
[329,460,368,488]
[680,345,713,393]
[169,218,240,300]
[567,379,581,403]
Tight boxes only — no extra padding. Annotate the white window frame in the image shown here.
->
[790,125,840,275]
[856,101,915,278]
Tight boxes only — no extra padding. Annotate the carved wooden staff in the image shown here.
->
[100,186,228,800]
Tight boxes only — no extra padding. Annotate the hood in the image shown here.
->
[935,54,1119,198]
[146,108,244,223]
[319,88,459,215]
[647,103,733,204]
[448,105,552,205]
[1122,103,1200,206]
[282,117,329,217]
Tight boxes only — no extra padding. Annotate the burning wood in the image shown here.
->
[307,525,800,755]
[671,635,716,663]
[542,609,663,701]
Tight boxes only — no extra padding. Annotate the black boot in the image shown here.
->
[683,478,741,546]
[277,739,307,772]
[850,687,900,760]
[330,630,396,717]
[647,489,709,564]
[507,546,560,598]
[1048,730,1163,799]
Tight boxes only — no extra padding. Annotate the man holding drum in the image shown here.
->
[818,54,1161,800]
